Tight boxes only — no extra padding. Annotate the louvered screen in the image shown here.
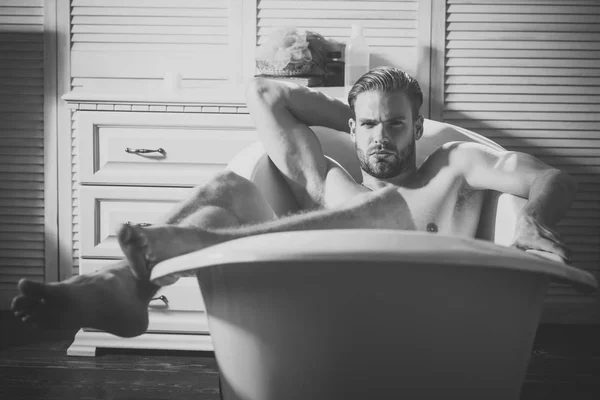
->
[0,0,45,308]
[70,0,238,90]
[256,0,420,76]
[443,0,600,315]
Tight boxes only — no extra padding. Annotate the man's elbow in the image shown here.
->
[555,168,578,194]
[538,167,578,195]
[245,77,285,107]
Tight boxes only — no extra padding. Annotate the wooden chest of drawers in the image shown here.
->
[68,109,257,356]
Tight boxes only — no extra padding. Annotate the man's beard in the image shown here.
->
[356,141,416,179]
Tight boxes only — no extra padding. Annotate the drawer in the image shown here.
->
[80,259,209,334]
[79,185,193,258]
[77,111,258,186]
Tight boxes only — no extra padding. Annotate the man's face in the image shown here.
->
[349,90,423,179]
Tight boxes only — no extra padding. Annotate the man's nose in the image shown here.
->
[372,125,390,144]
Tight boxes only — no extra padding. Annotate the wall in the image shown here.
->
[432,0,600,322]
[0,0,58,310]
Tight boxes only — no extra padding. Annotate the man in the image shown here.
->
[12,67,575,337]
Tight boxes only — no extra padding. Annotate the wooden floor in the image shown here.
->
[1,311,599,400]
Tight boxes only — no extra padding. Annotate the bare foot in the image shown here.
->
[11,263,157,337]
[117,224,222,283]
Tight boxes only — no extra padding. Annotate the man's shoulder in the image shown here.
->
[423,141,499,176]
[425,141,471,164]
[435,141,500,160]
[436,140,483,151]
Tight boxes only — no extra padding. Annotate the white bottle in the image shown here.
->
[344,25,370,87]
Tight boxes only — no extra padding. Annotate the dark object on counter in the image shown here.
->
[324,51,344,87]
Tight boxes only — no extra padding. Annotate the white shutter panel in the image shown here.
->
[0,0,45,307]
[70,0,242,90]
[256,0,420,76]
[443,0,600,321]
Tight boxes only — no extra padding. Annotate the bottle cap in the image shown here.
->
[351,24,363,38]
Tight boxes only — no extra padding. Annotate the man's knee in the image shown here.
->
[213,170,250,187]
[192,171,255,203]
[191,170,275,223]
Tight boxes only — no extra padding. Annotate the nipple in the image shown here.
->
[426,222,438,233]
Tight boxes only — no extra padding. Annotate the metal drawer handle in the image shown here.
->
[150,295,169,306]
[125,147,165,155]
[125,221,152,227]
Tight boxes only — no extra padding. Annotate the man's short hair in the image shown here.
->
[347,66,423,118]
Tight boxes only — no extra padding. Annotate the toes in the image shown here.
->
[11,294,42,328]
[20,313,39,329]
[21,313,33,323]
[118,224,152,280]
[14,279,51,320]
[12,280,47,324]
[117,223,132,243]
[12,290,43,313]
[18,278,47,298]
[12,294,29,312]
[118,223,148,248]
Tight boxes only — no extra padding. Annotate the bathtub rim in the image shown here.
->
[151,229,598,292]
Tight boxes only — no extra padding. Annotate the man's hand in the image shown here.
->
[510,214,571,263]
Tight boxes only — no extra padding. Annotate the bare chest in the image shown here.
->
[396,175,484,237]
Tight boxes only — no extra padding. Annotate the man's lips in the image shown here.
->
[370,150,395,156]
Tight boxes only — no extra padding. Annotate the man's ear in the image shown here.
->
[414,115,424,141]
[349,118,356,143]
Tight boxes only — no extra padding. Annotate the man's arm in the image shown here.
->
[448,142,576,260]
[245,78,353,208]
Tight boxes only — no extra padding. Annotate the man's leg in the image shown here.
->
[11,171,276,337]
[129,171,276,281]
[154,171,276,228]
[119,186,414,280]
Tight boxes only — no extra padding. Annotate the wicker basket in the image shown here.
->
[256,60,317,77]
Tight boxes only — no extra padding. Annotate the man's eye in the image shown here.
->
[362,122,374,127]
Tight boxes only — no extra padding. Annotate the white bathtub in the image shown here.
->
[153,229,597,400]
